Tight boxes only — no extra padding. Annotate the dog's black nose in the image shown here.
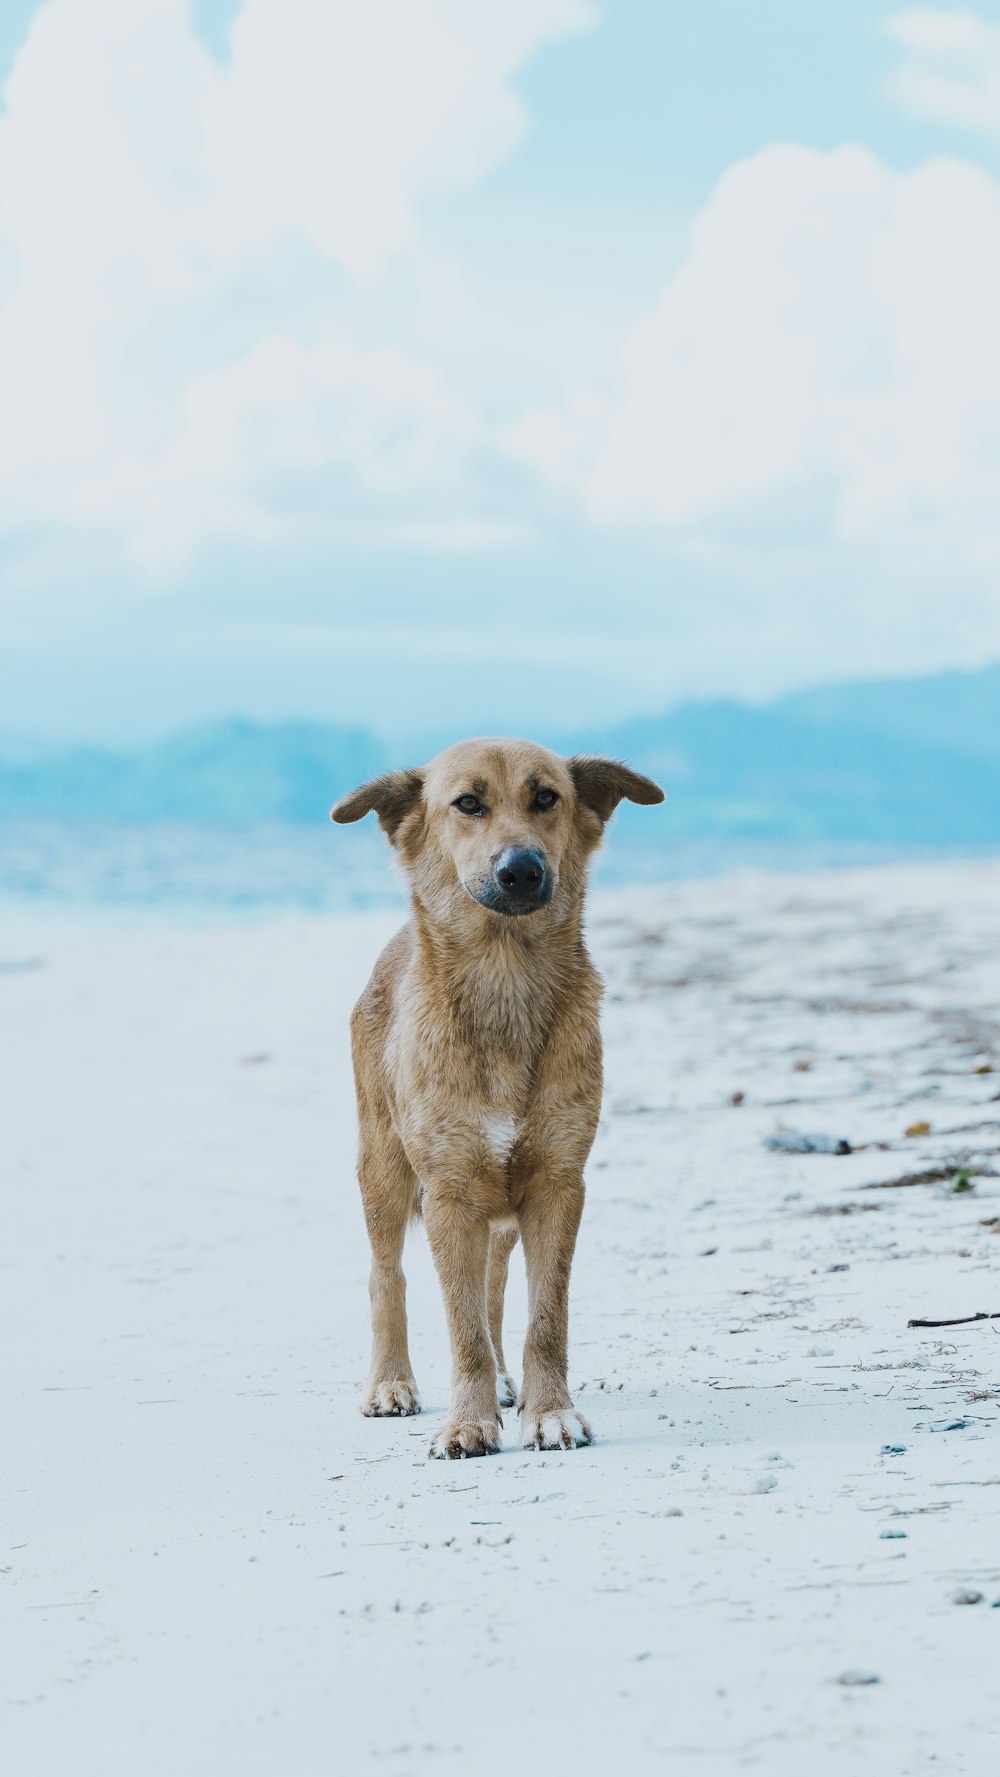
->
[495,848,546,896]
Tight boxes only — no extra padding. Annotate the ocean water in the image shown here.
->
[1,818,996,918]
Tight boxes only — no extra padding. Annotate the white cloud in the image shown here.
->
[5,0,1000,706]
[505,144,1000,564]
[205,0,594,280]
[884,9,1000,139]
[68,334,489,564]
[0,0,592,561]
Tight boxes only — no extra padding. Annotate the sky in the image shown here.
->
[2,0,1000,743]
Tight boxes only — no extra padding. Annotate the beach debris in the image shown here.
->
[889,1503,950,1518]
[881,1445,907,1456]
[793,1058,814,1072]
[880,1529,907,1539]
[979,1217,1000,1232]
[905,1120,932,1137]
[946,1168,976,1194]
[907,1312,1000,1329]
[765,1131,852,1155]
[809,1202,881,1216]
[240,1052,272,1065]
[952,1589,984,1606]
[836,1670,881,1687]
[865,1162,996,1192]
[730,1090,745,1106]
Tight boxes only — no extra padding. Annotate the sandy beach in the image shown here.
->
[3,858,999,1775]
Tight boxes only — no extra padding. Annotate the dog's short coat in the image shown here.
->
[332,738,663,1457]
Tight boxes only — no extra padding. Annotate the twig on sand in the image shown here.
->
[907,1312,1000,1329]
[864,1167,956,1190]
[865,1163,998,1190]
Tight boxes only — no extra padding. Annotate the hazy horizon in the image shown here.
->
[3,653,999,755]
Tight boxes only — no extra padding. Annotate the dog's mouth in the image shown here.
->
[472,877,550,916]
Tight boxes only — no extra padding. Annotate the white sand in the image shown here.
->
[3,860,1000,1775]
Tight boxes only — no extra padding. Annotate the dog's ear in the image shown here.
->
[331,769,424,842]
[569,756,665,823]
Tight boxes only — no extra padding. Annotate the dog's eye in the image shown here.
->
[534,788,559,810]
[454,793,484,816]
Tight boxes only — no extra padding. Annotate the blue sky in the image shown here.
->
[2,1,1000,742]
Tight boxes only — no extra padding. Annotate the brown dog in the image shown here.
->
[332,737,663,1458]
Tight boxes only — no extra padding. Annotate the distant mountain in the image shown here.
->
[578,662,1000,844]
[0,721,386,823]
[2,664,999,846]
[590,699,1000,844]
[773,665,1000,762]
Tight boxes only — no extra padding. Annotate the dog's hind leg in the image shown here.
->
[359,1119,421,1417]
[487,1226,519,1409]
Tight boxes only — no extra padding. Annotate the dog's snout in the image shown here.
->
[467,845,553,917]
[495,848,546,896]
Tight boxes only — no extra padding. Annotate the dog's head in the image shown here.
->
[331,738,664,925]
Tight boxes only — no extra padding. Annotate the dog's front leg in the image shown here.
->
[358,1123,421,1418]
[424,1183,502,1459]
[518,1174,592,1451]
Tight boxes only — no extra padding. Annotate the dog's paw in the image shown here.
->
[429,1417,502,1460]
[497,1373,518,1410]
[521,1407,592,1451]
[361,1378,421,1417]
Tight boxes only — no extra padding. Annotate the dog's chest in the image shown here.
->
[388,960,551,1166]
[480,1111,519,1164]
